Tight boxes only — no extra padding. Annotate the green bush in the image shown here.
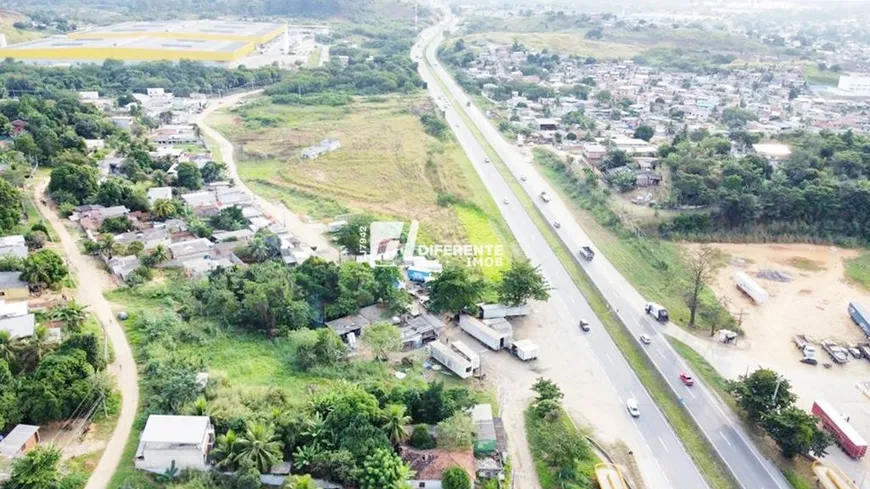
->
[409,425,436,449]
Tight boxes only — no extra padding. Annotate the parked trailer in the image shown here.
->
[511,339,539,361]
[733,271,769,304]
[812,400,868,459]
[479,303,530,319]
[459,314,511,350]
[428,341,478,379]
[848,302,870,337]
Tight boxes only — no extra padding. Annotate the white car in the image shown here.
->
[521,175,527,181]
[503,198,509,204]
[640,334,651,345]
[485,158,491,164]
[626,398,640,417]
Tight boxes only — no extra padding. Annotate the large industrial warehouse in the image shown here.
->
[0,19,287,66]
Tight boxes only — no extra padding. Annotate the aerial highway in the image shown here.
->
[412,14,709,489]
[415,8,792,489]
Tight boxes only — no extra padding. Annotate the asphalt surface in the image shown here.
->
[416,11,792,489]
[413,17,707,489]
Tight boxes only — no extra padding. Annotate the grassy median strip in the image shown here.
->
[423,54,738,489]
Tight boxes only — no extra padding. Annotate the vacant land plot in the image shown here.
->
[845,252,870,291]
[0,10,47,44]
[208,95,519,278]
[465,31,643,59]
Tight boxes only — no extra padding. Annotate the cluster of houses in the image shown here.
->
[132,403,505,489]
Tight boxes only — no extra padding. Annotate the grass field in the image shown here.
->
[804,64,841,86]
[668,337,815,489]
[207,95,520,279]
[845,252,870,291]
[0,10,47,44]
[308,46,322,67]
[425,54,738,489]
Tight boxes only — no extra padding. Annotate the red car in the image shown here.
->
[680,373,694,386]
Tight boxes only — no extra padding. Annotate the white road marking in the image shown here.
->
[686,387,697,399]
[657,348,666,359]
[606,353,613,363]
[720,430,732,447]
[658,437,669,453]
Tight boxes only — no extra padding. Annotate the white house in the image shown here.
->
[0,235,27,259]
[134,415,214,474]
[147,187,173,205]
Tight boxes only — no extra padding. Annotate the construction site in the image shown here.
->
[0,19,290,66]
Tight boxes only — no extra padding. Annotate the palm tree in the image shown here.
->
[151,169,169,187]
[238,422,283,474]
[51,300,88,332]
[152,199,176,220]
[21,325,55,369]
[245,236,272,263]
[98,234,116,259]
[188,397,209,416]
[151,244,170,264]
[291,443,321,471]
[0,330,18,365]
[212,429,242,470]
[382,404,411,445]
[282,474,317,489]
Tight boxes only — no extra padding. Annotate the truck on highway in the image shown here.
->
[848,302,870,337]
[822,340,850,364]
[578,246,595,261]
[733,271,769,304]
[812,400,868,459]
[540,191,550,202]
[510,339,539,361]
[793,335,818,365]
[644,302,669,322]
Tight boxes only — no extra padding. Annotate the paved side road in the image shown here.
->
[34,179,139,489]
[196,91,339,261]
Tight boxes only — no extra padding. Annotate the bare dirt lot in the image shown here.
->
[668,243,870,483]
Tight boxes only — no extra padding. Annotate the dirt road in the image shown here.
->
[196,92,339,261]
[34,179,138,489]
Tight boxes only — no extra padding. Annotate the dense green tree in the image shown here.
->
[426,263,484,315]
[442,466,472,489]
[382,404,411,445]
[176,162,203,190]
[22,349,95,422]
[21,249,68,291]
[355,448,413,489]
[209,205,247,231]
[201,161,226,183]
[48,163,99,204]
[282,474,318,489]
[532,378,564,403]
[0,178,21,232]
[333,215,374,256]
[729,368,795,424]
[0,359,21,430]
[763,406,832,458]
[364,321,401,360]
[436,412,474,451]
[50,300,88,332]
[633,124,655,141]
[497,260,550,307]
[6,444,62,489]
[409,425,436,449]
[213,429,243,470]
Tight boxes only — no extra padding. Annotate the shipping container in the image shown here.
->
[812,400,868,459]
[734,272,769,304]
[428,341,478,379]
[848,302,870,337]
[459,314,510,350]
[511,339,539,361]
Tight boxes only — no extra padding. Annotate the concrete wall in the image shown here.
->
[136,445,208,474]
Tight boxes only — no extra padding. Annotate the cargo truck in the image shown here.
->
[848,302,870,337]
[578,246,595,261]
[644,302,669,322]
[793,335,818,364]
[734,271,769,304]
[812,400,868,459]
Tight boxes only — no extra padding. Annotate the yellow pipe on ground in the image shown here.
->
[594,463,630,489]
[813,460,860,489]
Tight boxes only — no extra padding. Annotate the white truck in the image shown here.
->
[459,314,511,350]
[793,335,818,365]
[510,339,539,361]
[644,302,669,322]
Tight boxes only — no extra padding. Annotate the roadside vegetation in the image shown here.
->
[525,378,597,488]
[845,252,870,291]
[669,337,823,489]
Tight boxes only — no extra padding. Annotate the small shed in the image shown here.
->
[0,272,29,301]
[0,424,40,456]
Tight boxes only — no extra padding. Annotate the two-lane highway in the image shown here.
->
[420,9,791,489]
[413,15,709,489]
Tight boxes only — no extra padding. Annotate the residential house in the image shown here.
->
[168,238,214,262]
[471,404,497,456]
[402,447,475,489]
[326,304,386,341]
[216,187,252,206]
[183,257,234,277]
[399,313,444,350]
[150,125,199,145]
[0,299,35,338]
[0,424,40,457]
[114,227,171,250]
[635,169,663,187]
[108,255,141,280]
[536,118,560,131]
[134,415,215,474]
[752,143,792,163]
[581,143,608,167]
[147,187,173,205]
[181,191,218,209]
[0,272,29,301]
[301,139,341,159]
[0,235,27,260]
